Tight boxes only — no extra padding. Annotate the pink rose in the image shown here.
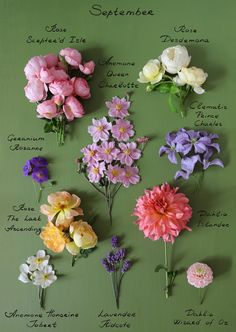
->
[44,54,58,68]
[63,96,84,121]
[24,56,47,80]
[59,48,82,68]
[73,77,91,99]
[39,68,54,84]
[36,99,59,119]
[52,95,65,106]
[50,67,69,80]
[49,80,73,96]
[79,61,95,75]
[24,79,47,102]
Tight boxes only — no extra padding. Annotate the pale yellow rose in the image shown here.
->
[67,220,97,254]
[138,59,164,84]
[40,222,69,253]
[177,67,208,94]
[40,191,83,229]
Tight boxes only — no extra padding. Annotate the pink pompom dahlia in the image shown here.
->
[187,263,213,288]
[133,183,192,243]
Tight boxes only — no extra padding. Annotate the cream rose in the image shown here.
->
[66,220,97,255]
[138,59,164,84]
[161,45,191,74]
[177,67,208,94]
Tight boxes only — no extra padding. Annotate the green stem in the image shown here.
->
[164,242,169,299]
[106,182,113,225]
[83,173,106,197]
[72,255,77,267]
[38,184,43,203]
[110,273,119,309]
[39,287,45,309]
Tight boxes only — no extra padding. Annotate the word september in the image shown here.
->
[89,4,154,18]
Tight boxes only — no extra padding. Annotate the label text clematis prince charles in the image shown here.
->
[133,183,192,298]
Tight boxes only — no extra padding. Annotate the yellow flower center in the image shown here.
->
[36,258,43,264]
[119,127,125,133]
[112,169,119,176]
[105,148,111,154]
[89,150,95,156]
[43,275,49,280]
[97,125,104,132]
[115,104,122,111]
[125,172,131,178]
[93,167,99,174]
[124,149,131,155]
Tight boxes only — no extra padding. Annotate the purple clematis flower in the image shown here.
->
[159,132,178,164]
[202,158,224,170]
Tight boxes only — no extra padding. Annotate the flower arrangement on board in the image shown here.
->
[101,236,132,308]
[159,128,224,180]
[133,183,192,298]
[138,45,208,117]
[40,191,97,266]
[24,48,95,145]
[78,95,148,224]
[18,250,57,308]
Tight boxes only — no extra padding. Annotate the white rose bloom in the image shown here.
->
[18,264,31,283]
[27,250,49,272]
[33,265,57,289]
[138,59,164,84]
[178,67,208,94]
[161,45,191,74]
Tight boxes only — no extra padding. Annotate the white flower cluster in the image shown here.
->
[18,250,57,289]
[138,45,208,94]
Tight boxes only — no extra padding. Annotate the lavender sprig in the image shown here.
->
[101,236,132,309]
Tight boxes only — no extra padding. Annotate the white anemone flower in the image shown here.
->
[33,265,57,289]
[27,250,49,271]
[18,264,31,283]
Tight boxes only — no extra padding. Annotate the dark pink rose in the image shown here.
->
[79,61,95,75]
[24,79,47,102]
[59,48,82,68]
[73,77,91,99]
[63,96,84,121]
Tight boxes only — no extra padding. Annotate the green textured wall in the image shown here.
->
[0,0,235,331]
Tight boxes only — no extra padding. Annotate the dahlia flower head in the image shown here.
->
[133,183,192,243]
[187,262,213,288]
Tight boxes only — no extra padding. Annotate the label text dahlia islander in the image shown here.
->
[24,48,95,145]
[133,183,192,298]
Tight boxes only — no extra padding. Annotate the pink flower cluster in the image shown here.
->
[187,262,213,288]
[24,48,95,122]
[81,97,143,188]
[133,183,192,243]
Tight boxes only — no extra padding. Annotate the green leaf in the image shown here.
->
[168,94,179,113]
[170,85,180,94]
[44,121,53,133]
[154,264,167,272]
[157,83,171,94]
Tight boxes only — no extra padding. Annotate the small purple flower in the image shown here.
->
[30,157,48,168]
[106,165,124,184]
[23,160,32,176]
[81,143,99,165]
[101,258,115,273]
[111,119,134,142]
[87,162,106,183]
[111,236,120,248]
[88,117,112,143]
[202,158,224,170]
[118,142,141,166]
[159,132,178,164]
[97,141,120,163]
[121,260,132,273]
[105,96,130,118]
[115,248,126,261]
[32,167,49,183]
[120,166,140,188]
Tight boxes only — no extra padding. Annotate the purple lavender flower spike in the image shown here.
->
[32,167,49,183]
[30,157,48,167]
[121,260,132,273]
[23,160,32,176]
[111,236,120,248]
[101,258,115,273]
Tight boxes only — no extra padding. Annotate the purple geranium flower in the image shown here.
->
[105,96,130,118]
[30,157,48,167]
[23,160,32,176]
[32,167,49,183]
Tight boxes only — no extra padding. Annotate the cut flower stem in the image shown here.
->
[164,241,169,299]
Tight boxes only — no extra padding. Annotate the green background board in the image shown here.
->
[0,0,235,331]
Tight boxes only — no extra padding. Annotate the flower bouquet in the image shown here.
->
[133,183,192,298]
[18,250,57,308]
[78,96,148,224]
[159,128,224,180]
[24,48,95,145]
[40,191,97,266]
[138,45,208,117]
